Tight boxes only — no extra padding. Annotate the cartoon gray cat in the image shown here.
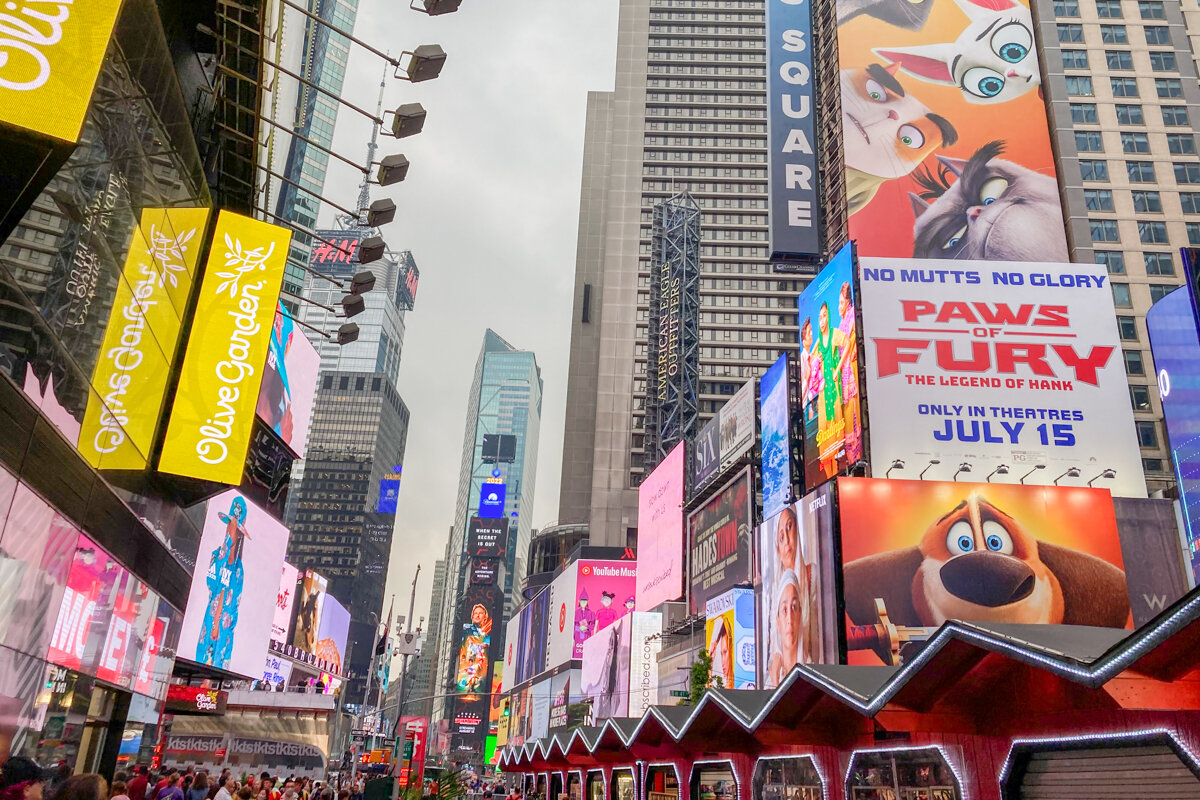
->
[838,0,934,30]
[909,140,1069,262]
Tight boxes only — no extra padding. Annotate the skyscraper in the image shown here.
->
[431,330,542,735]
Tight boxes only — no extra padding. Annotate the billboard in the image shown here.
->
[766,0,821,258]
[581,620,630,721]
[517,586,550,684]
[178,490,290,677]
[838,478,1130,666]
[378,474,402,513]
[720,380,756,471]
[860,259,1146,497]
[627,611,662,718]
[397,717,428,789]
[798,243,863,487]
[1147,287,1200,582]
[164,686,228,716]
[160,212,291,483]
[240,419,295,521]
[835,0,1067,262]
[548,669,586,732]
[760,353,794,519]
[547,564,579,668]
[688,469,752,615]
[470,558,498,586]
[271,563,299,644]
[693,415,720,491]
[705,588,755,690]
[636,441,685,610]
[504,615,521,686]
[530,678,551,742]
[478,481,507,518]
[256,304,320,458]
[262,652,293,688]
[468,517,508,559]
[291,570,328,653]
[574,559,638,658]
[454,584,504,692]
[79,208,211,470]
[755,484,839,687]
[315,595,351,674]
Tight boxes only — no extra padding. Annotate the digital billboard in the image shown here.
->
[530,678,551,742]
[546,564,579,668]
[454,584,503,692]
[636,441,685,610]
[720,380,757,471]
[627,611,662,718]
[859,258,1146,496]
[574,559,637,658]
[291,570,327,653]
[755,482,839,688]
[315,595,351,674]
[256,304,320,458]
[160,212,291,484]
[705,588,755,690]
[581,619,630,721]
[478,481,507,518]
[240,419,294,522]
[766,0,821,259]
[504,615,521,686]
[519,587,550,683]
[838,477,1130,666]
[270,563,299,644]
[178,490,290,677]
[548,669,586,732]
[760,353,794,519]
[262,652,293,688]
[688,469,752,615]
[835,0,1067,262]
[1147,286,1200,583]
[693,415,720,491]
[468,517,508,559]
[378,474,402,513]
[470,558,498,586]
[798,243,863,487]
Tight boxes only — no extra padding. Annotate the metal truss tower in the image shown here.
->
[644,190,701,474]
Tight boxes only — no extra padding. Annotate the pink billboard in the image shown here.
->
[636,441,685,610]
[256,305,320,457]
[573,559,637,659]
[271,562,299,643]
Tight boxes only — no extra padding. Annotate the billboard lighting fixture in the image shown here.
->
[376,154,410,187]
[1088,468,1117,487]
[341,293,366,318]
[400,45,447,83]
[1019,464,1046,484]
[919,459,940,480]
[350,271,377,294]
[985,464,1010,483]
[885,459,904,479]
[366,198,396,227]
[412,0,462,15]
[337,323,361,345]
[952,462,972,482]
[359,237,387,264]
[1053,467,1082,486]
[390,103,427,139]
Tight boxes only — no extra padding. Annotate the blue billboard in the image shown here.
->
[378,475,401,513]
[1146,286,1200,583]
[760,353,793,519]
[766,0,820,259]
[478,481,507,519]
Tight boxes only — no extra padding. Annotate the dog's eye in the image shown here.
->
[982,520,1014,554]
[946,521,975,555]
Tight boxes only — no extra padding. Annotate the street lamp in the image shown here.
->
[953,462,972,482]
[919,459,940,480]
[1053,467,1081,485]
[886,459,905,478]
[1019,464,1046,484]
[1088,468,1117,487]
[985,464,1010,483]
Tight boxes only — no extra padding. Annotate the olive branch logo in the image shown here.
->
[214,233,276,297]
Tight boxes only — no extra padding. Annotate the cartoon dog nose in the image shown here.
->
[888,109,898,120]
[968,206,983,220]
[939,552,1036,607]
[1006,68,1018,78]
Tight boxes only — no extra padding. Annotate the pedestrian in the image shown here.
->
[0,756,45,800]
[153,773,177,800]
[236,788,253,800]
[110,781,129,800]
[153,775,183,800]
[48,775,108,800]
[126,768,148,800]
[212,778,234,800]
[185,774,208,800]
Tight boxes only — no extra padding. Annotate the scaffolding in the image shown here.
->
[644,191,701,475]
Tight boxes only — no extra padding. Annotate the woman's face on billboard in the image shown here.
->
[776,510,798,569]
[777,582,802,658]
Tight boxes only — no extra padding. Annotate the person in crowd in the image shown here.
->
[110,781,129,800]
[212,778,235,800]
[125,768,149,800]
[0,756,45,800]
[185,773,208,800]
[153,772,177,800]
[153,774,183,800]
[235,788,253,800]
[179,779,192,798]
[45,766,72,799]
[48,775,108,800]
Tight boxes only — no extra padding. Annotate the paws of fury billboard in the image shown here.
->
[835,0,1067,261]
[860,259,1146,497]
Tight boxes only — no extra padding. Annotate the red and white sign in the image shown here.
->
[49,535,124,675]
[135,616,168,697]
[545,564,578,669]
[860,258,1146,496]
[165,685,227,715]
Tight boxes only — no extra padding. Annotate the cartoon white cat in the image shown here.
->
[872,0,1040,104]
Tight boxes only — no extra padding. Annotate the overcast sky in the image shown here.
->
[317,1,620,631]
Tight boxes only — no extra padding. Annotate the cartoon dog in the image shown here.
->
[843,493,1130,630]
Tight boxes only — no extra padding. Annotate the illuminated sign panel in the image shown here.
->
[160,212,291,483]
[79,208,210,470]
[0,0,125,142]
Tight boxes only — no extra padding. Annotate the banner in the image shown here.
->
[627,612,662,718]
[838,477,1130,666]
[546,564,579,667]
[378,474,402,513]
[688,469,752,615]
[860,258,1146,496]
[797,243,863,487]
[760,354,794,519]
[720,381,756,470]
[693,415,720,491]
[160,212,291,483]
[636,441,685,609]
[704,588,755,690]
[836,0,1067,261]
[255,304,320,458]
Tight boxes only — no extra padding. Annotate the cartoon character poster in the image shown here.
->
[454,584,502,692]
[255,303,320,457]
[572,558,637,658]
[838,477,1130,666]
[836,0,1067,260]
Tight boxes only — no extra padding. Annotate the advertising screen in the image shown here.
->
[704,588,755,690]
[504,615,521,686]
[378,474,402,514]
[454,584,504,693]
[694,415,720,491]
[530,678,552,742]
[688,469,752,615]
[548,669,586,732]
[1147,286,1200,582]
[468,517,508,559]
[256,304,320,458]
[291,570,328,653]
[627,612,662,718]
[478,482,507,518]
[518,587,550,684]
[835,0,1067,262]
[720,381,757,471]
[838,477,1130,666]
[797,243,863,487]
[178,490,290,677]
[546,565,579,668]
[581,620,630,721]
[262,652,293,688]
[397,717,428,789]
[271,563,299,644]
[315,595,351,674]
[160,212,291,484]
[760,354,794,519]
[636,441,685,610]
[755,483,839,687]
[240,419,294,522]
[574,559,638,658]
[859,258,1146,497]
[470,558,498,586]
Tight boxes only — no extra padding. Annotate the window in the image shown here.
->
[1149,51,1177,71]
[1115,104,1144,124]
[1100,24,1128,42]
[1076,131,1104,151]
[1064,76,1094,97]
[1110,77,1139,96]
[1144,457,1166,473]
[1117,316,1139,340]
[1139,0,1165,18]
[1055,0,1080,13]
[1163,106,1190,126]
[1085,189,1114,210]
[1150,284,1174,303]
[1132,190,1162,212]
[1138,220,1168,243]
[1096,0,1122,15]
[1097,251,1126,273]
[1130,384,1152,410]
[1145,25,1170,44]
[1127,161,1156,182]
[1112,282,1133,306]
[1181,193,1200,213]
[1080,159,1109,180]
[1137,420,1159,448]
[1106,50,1134,69]
[1059,22,1085,41]
[1156,78,1183,98]
[1168,134,1196,155]
[1125,349,1145,374]
[1189,222,1200,245]
[1176,163,1200,184]
[1090,219,1121,241]
[1070,103,1098,123]
[1062,50,1089,68]
[1121,132,1149,153]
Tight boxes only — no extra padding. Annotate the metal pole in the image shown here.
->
[391,566,421,800]
[332,639,355,777]
[352,615,379,785]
